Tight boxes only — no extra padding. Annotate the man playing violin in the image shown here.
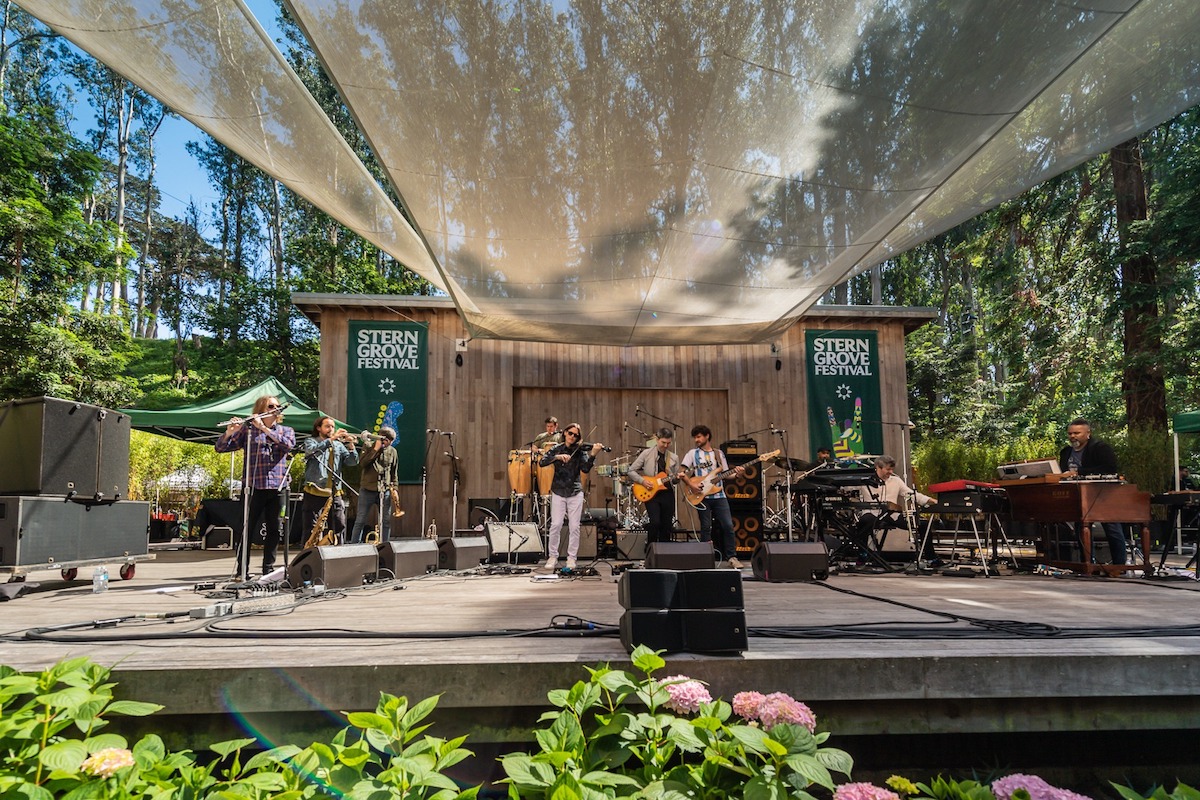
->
[539,422,604,571]
[628,428,679,545]
[215,394,295,576]
[301,415,359,546]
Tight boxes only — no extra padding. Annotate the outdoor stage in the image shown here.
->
[3,548,1200,791]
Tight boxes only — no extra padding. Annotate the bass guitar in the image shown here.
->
[631,465,692,504]
[683,450,780,507]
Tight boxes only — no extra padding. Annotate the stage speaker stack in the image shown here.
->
[0,396,131,502]
[644,541,715,570]
[437,535,490,570]
[751,541,829,582]
[288,543,379,588]
[468,497,519,528]
[617,569,747,654]
[721,439,765,557]
[378,539,439,579]
[485,521,544,563]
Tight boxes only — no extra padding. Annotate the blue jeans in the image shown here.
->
[698,496,737,560]
[351,488,391,543]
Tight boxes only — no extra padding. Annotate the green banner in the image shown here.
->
[805,330,883,461]
[347,321,428,483]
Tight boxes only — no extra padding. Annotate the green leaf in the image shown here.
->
[132,733,167,766]
[729,723,772,754]
[629,645,666,674]
[783,754,834,790]
[39,740,88,773]
[745,774,789,800]
[209,738,258,758]
[814,746,854,777]
[37,687,92,711]
[105,699,164,717]
[82,733,128,753]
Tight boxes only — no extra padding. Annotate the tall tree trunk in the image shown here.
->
[1110,137,1167,430]
[112,83,133,317]
[137,110,166,337]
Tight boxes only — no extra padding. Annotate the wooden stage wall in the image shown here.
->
[296,297,932,535]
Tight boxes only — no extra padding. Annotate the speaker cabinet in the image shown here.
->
[378,539,439,579]
[679,569,745,609]
[731,507,764,556]
[618,569,679,609]
[437,536,489,570]
[620,609,747,654]
[203,526,234,550]
[543,522,597,560]
[468,497,517,526]
[0,397,130,501]
[751,542,829,582]
[0,496,149,567]
[616,530,647,560]
[485,522,544,562]
[645,541,714,570]
[287,544,379,588]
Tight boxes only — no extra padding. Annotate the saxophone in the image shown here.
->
[304,494,336,548]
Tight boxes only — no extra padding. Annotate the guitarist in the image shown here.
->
[628,428,680,544]
[680,425,745,568]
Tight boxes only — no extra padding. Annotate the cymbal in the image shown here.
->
[774,456,814,470]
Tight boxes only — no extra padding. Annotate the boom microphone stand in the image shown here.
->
[421,429,438,536]
[443,432,460,534]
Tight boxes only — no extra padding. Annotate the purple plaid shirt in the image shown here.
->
[215,423,296,490]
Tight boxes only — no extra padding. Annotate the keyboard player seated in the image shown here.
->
[857,455,935,560]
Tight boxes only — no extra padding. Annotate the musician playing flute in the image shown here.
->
[215,395,295,577]
[539,422,604,571]
[301,416,359,545]
[628,428,679,545]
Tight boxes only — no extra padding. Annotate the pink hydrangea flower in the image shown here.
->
[993,774,1092,800]
[757,692,817,732]
[732,691,766,720]
[834,782,901,800]
[81,747,135,778]
[658,675,712,714]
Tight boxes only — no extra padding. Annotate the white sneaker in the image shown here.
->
[728,557,744,569]
[544,558,558,571]
[566,559,577,571]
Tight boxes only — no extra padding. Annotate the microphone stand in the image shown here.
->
[770,427,795,542]
[444,433,461,535]
[637,406,682,432]
[421,430,437,537]
[279,451,297,569]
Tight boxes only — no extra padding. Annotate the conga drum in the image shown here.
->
[538,459,556,495]
[508,450,533,495]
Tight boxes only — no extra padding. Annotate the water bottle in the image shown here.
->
[92,565,109,593]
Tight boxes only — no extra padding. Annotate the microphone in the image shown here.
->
[443,452,459,459]
[441,431,454,436]
[635,404,641,417]
[623,421,628,430]
[426,428,440,434]
[774,428,786,435]
[274,402,291,412]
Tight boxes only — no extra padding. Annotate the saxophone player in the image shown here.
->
[215,395,295,577]
[301,416,360,545]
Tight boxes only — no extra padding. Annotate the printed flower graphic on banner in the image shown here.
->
[378,377,396,394]
[836,383,852,400]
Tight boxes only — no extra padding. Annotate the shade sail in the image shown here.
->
[22,0,1200,345]
[122,377,354,443]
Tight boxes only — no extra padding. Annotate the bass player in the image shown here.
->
[628,428,680,545]
[680,425,745,568]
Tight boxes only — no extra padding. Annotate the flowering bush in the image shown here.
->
[499,644,855,798]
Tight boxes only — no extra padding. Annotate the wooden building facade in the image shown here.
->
[293,294,934,538]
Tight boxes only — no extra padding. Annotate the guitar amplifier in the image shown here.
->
[721,439,758,457]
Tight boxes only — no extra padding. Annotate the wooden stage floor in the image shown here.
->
[3,547,1200,786]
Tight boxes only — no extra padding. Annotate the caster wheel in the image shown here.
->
[61,568,79,581]
[119,564,136,581]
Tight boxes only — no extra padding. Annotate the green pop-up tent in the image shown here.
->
[122,377,355,443]
[1172,408,1200,487]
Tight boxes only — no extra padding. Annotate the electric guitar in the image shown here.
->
[683,450,780,507]
[631,465,693,504]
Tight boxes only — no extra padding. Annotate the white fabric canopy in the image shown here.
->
[23,0,1200,344]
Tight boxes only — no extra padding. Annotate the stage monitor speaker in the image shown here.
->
[485,522,543,562]
[645,541,714,570]
[378,539,439,579]
[618,569,679,610]
[437,536,490,570]
[620,609,748,654]
[616,530,647,560]
[679,569,744,609]
[288,543,379,589]
[0,396,130,500]
[751,542,829,582]
[203,526,234,550]
[545,522,598,560]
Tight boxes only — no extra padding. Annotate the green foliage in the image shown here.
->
[0,657,479,799]
[499,645,853,798]
[1112,781,1200,800]
[912,436,1058,489]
